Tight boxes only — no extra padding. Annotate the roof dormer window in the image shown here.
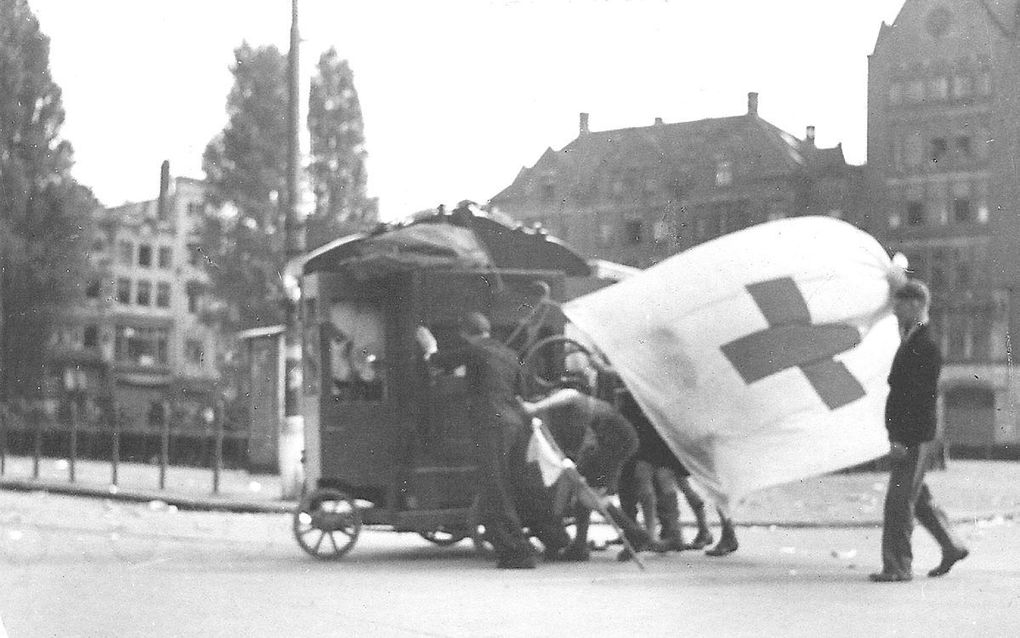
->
[715,160,733,187]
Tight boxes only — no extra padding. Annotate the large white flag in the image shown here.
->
[563,217,901,508]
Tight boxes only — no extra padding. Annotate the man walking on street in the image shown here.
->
[870,280,969,582]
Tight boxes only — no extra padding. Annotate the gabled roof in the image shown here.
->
[491,111,824,204]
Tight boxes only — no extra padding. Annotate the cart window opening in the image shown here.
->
[326,301,386,402]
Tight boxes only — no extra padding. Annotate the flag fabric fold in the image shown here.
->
[563,217,902,509]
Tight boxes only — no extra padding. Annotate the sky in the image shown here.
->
[30,0,906,221]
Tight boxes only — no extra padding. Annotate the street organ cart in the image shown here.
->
[291,206,591,559]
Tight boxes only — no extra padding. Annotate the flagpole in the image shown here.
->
[531,419,646,571]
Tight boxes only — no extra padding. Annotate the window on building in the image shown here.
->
[624,220,643,245]
[83,325,99,348]
[693,216,709,240]
[136,280,151,306]
[905,80,925,102]
[907,253,927,280]
[947,314,969,359]
[930,137,948,163]
[114,325,169,366]
[971,315,991,361]
[187,281,202,313]
[887,82,903,105]
[138,244,152,267]
[187,201,204,216]
[116,278,131,304]
[766,201,786,222]
[888,212,902,229]
[952,181,972,222]
[186,339,205,365]
[952,75,974,99]
[187,243,201,266]
[925,181,949,225]
[652,220,670,243]
[156,282,171,308]
[541,182,556,202]
[904,134,924,167]
[977,70,992,96]
[158,246,173,269]
[118,240,133,266]
[954,135,972,157]
[907,201,926,226]
[931,249,947,289]
[928,76,949,100]
[956,260,972,288]
[85,279,101,299]
[715,160,733,186]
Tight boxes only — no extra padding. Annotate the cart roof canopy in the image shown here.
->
[302,204,591,278]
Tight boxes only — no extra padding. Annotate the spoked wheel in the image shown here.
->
[520,335,595,396]
[468,494,495,559]
[418,527,468,547]
[292,488,362,560]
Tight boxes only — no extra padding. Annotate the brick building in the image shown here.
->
[49,164,221,430]
[867,0,1020,451]
[490,93,873,269]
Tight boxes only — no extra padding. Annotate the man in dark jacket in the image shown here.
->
[417,312,544,568]
[870,280,968,582]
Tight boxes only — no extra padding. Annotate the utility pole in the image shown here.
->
[281,0,308,499]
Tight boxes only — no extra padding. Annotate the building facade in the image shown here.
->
[867,0,1020,451]
[490,93,873,269]
[49,166,220,430]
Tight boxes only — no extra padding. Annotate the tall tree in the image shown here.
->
[200,42,289,331]
[306,47,377,249]
[0,0,96,401]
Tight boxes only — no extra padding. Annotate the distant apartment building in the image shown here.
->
[490,93,874,269]
[49,164,220,428]
[867,0,1020,451]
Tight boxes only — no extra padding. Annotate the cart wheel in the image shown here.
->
[418,528,468,547]
[520,335,594,395]
[468,494,495,558]
[293,488,362,560]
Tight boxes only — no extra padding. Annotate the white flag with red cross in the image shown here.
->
[563,217,903,509]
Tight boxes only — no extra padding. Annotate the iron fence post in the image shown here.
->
[0,403,7,477]
[69,401,78,482]
[212,400,224,495]
[159,400,169,490]
[32,407,42,479]
[111,408,120,486]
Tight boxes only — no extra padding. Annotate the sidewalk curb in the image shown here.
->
[0,478,296,515]
[4,478,1016,528]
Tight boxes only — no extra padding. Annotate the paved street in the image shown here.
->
[1,490,1018,637]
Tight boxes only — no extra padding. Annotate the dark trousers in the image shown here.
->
[880,441,962,576]
[477,421,533,562]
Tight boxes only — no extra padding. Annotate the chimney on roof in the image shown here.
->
[747,92,759,116]
[157,160,170,220]
[805,125,816,146]
[579,112,590,136]
[654,117,664,125]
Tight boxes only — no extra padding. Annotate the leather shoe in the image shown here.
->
[705,537,738,557]
[928,547,968,578]
[868,571,912,582]
[497,552,537,569]
[689,530,714,550]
